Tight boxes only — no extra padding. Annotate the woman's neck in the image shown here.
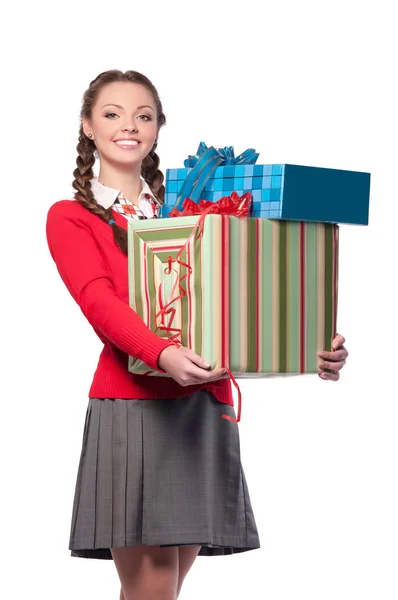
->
[98,165,143,206]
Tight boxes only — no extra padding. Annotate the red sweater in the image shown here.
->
[46,200,233,406]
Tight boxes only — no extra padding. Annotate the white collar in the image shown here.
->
[91,175,159,209]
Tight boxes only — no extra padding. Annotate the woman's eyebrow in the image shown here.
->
[101,103,154,111]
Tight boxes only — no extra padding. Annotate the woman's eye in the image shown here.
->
[104,113,151,121]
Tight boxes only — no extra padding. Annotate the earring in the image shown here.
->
[88,132,93,138]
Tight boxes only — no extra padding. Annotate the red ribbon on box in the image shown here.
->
[155,193,252,422]
[168,190,252,218]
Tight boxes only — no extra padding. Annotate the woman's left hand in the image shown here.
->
[317,333,349,381]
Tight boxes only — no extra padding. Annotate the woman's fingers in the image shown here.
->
[182,358,227,383]
[317,334,349,383]
[318,348,348,362]
[158,345,228,387]
[319,359,346,372]
[332,333,346,350]
[180,347,212,370]
[319,370,340,381]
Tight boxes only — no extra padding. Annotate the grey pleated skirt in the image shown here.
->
[68,389,260,559]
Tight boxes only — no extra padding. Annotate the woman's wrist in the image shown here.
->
[157,344,175,372]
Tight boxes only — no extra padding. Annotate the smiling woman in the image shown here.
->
[45,69,261,600]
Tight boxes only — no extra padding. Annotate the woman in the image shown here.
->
[46,69,349,600]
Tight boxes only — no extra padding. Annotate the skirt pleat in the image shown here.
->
[69,390,261,559]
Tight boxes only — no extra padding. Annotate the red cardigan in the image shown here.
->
[46,200,233,406]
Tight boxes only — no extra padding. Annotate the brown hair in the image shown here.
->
[72,69,166,255]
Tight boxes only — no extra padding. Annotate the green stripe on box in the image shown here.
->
[260,219,274,372]
[193,233,203,356]
[176,242,189,348]
[137,226,196,243]
[133,231,143,318]
[127,227,135,309]
[287,222,300,372]
[229,217,241,371]
[248,218,258,371]
[305,224,318,371]
[278,221,287,372]
[142,249,157,336]
[201,217,215,367]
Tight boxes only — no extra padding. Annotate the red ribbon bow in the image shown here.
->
[168,190,252,218]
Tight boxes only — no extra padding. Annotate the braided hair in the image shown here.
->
[72,69,166,255]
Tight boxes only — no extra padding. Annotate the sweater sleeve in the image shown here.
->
[46,201,173,372]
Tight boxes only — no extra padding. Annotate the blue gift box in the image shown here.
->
[160,143,370,225]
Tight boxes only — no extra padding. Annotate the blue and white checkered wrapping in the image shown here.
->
[160,163,370,225]
[161,164,285,219]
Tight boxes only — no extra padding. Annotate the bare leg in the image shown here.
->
[111,545,178,600]
[115,545,201,599]
[176,546,201,597]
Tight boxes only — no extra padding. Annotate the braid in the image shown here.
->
[73,125,128,255]
[141,145,165,204]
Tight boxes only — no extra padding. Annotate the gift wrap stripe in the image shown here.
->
[256,219,263,371]
[192,234,201,353]
[255,220,262,371]
[229,218,247,371]
[179,240,189,348]
[241,222,250,370]
[287,222,300,373]
[333,226,339,341]
[299,223,306,372]
[324,224,334,351]
[278,221,287,372]
[316,225,326,361]
[271,221,280,371]
[305,224,317,371]
[202,216,221,367]
[133,234,144,324]
[248,218,258,371]
[260,219,273,372]
[221,216,230,367]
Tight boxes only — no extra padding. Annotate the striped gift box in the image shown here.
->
[127,216,338,377]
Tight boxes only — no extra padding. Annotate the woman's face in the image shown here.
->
[83,81,159,168]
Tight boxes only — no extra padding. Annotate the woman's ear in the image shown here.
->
[82,116,91,137]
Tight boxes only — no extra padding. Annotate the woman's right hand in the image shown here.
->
[158,345,227,386]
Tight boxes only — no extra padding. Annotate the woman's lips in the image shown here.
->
[113,140,141,150]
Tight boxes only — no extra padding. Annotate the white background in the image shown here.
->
[1,0,397,598]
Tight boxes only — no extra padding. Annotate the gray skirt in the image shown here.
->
[68,389,260,559]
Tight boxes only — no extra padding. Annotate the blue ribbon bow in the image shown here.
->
[184,141,259,168]
[174,141,259,210]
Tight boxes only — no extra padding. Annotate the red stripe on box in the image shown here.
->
[255,218,260,372]
[333,225,338,339]
[155,244,185,253]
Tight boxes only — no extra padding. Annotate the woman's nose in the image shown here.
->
[123,123,138,133]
